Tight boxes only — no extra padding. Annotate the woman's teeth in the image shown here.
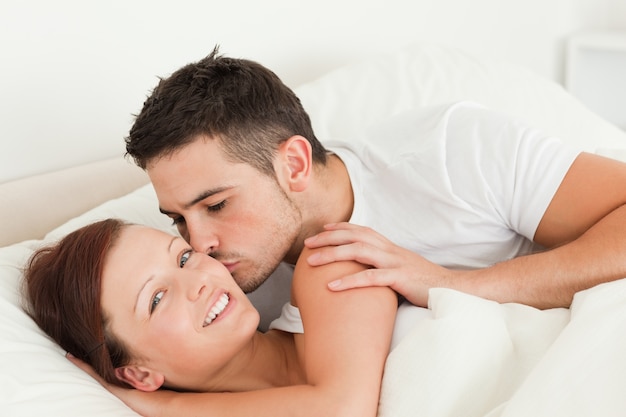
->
[204,293,230,327]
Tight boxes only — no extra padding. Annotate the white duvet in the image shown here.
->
[379,280,626,417]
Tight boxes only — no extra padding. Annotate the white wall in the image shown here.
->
[588,0,626,29]
[0,0,623,183]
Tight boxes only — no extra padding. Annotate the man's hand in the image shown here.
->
[304,222,451,307]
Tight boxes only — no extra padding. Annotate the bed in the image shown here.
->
[2,44,626,417]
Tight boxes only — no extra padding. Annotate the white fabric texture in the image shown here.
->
[298,43,626,155]
[377,279,626,417]
[329,101,580,269]
[268,302,305,334]
[3,44,626,416]
[269,300,435,352]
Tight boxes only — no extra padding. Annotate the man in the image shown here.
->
[125,47,626,324]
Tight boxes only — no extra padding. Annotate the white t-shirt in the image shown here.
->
[269,101,580,332]
[330,101,579,268]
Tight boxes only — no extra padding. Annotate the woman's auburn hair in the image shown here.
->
[24,218,133,387]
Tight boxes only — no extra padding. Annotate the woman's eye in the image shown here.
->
[180,250,192,268]
[207,200,226,212]
[150,291,164,314]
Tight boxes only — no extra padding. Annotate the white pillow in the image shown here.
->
[296,43,626,155]
[3,44,626,416]
[1,185,167,417]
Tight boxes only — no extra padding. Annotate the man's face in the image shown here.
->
[147,137,302,293]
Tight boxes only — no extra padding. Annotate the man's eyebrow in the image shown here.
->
[134,236,178,313]
[158,187,231,215]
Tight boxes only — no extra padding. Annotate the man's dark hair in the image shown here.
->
[125,46,327,175]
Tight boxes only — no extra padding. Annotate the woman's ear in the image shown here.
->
[115,365,165,392]
[276,135,312,192]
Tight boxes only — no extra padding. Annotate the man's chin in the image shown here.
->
[232,272,263,293]
[234,265,282,293]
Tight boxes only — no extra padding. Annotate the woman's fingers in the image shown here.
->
[66,352,109,386]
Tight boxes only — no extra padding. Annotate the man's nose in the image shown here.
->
[188,223,219,255]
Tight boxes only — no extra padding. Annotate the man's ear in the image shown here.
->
[115,365,165,392]
[276,135,312,192]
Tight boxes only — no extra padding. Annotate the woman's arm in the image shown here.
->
[289,246,397,416]
[71,247,397,417]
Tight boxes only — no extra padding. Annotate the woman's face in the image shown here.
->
[100,225,260,390]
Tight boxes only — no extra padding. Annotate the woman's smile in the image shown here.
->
[203,292,232,327]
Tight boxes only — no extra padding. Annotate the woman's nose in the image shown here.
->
[183,273,206,301]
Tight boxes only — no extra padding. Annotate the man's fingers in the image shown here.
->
[305,229,363,248]
[327,269,395,291]
[307,242,385,267]
[305,223,388,249]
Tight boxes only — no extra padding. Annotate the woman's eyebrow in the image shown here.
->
[134,276,154,314]
[133,236,178,314]
[168,235,177,252]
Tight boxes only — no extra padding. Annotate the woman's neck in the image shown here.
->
[199,330,305,392]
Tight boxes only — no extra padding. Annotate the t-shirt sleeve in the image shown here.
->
[268,302,304,334]
[444,102,581,240]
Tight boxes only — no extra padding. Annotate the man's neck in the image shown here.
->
[323,153,354,224]
[299,153,354,238]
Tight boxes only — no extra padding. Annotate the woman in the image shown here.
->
[25,219,397,417]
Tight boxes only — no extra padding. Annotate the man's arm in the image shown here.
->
[305,152,626,309]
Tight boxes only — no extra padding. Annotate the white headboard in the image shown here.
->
[2,0,625,184]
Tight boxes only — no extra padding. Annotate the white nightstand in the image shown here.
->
[566,32,626,130]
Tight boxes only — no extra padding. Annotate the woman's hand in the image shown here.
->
[304,222,452,307]
[66,353,168,417]
[66,352,114,389]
